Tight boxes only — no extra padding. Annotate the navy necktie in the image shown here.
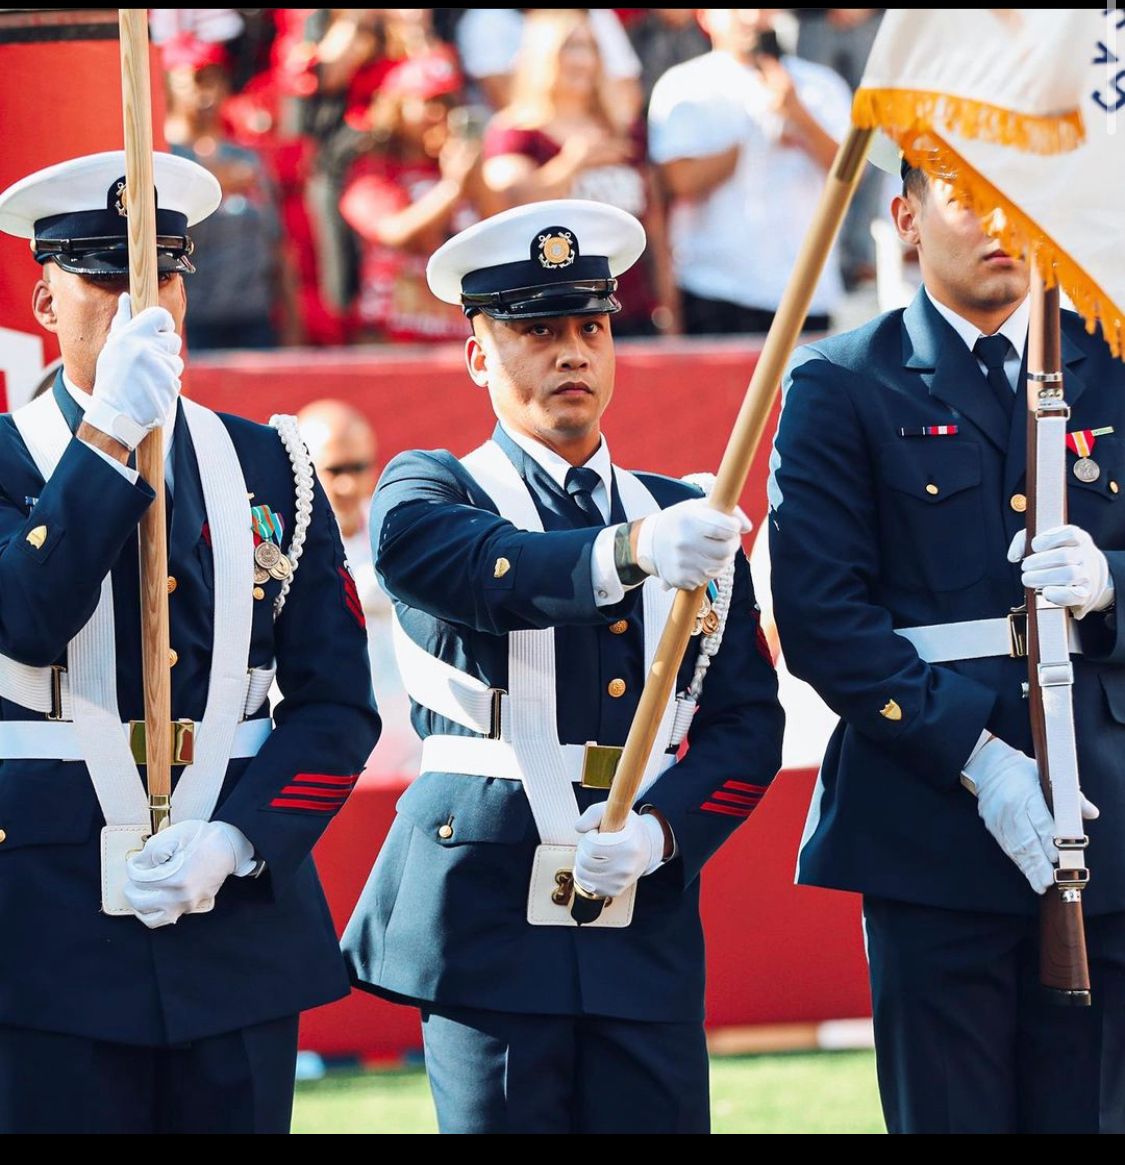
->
[973,334,1015,423]
[564,466,604,527]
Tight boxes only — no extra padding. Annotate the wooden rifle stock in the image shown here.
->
[1025,273,1091,1004]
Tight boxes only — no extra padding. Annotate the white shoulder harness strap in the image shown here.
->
[453,439,678,845]
[8,393,255,826]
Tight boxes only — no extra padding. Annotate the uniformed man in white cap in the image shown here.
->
[342,199,784,1133]
[0,152,380,1133]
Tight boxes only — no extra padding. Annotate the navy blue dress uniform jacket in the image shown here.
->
[343,425,783,1023]
[0,378,380,1046]
[770,290,1125,917]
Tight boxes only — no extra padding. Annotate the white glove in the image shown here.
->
[964,734,1099,895]
[636,498,750,590]
[85,293,183,451]
[123,819,255,929]
[573,804,666,899]
[1008,525,1114,619]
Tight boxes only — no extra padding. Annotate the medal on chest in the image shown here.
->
[1066,427,1114,482]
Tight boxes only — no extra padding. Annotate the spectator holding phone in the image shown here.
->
[648,8,851,336]
[479,9,678,335]
[339,47,484,343]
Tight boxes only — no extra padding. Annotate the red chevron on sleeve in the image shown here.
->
[699,780,768,817]
[269,772,360,812]
[339,566,366,629]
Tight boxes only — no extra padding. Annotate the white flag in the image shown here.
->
[855,9,1124,356]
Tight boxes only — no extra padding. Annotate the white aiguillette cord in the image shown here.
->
[10,394,254,826]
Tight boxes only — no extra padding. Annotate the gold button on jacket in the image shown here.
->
[609,620,628,635]
[607,678,627,698]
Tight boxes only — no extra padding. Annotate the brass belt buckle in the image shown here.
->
[581,742,623,789]
[47,664,66,721]
[129,719,196,766]
[1008,607,1028,658]
[488,688,506,740]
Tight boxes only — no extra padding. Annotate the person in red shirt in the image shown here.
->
[478,9,678,336]
[339,48,486,344]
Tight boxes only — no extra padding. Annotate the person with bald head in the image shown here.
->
[298,399,380,610]
[298,400,421,776]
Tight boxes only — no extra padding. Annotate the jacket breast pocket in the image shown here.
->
[395,769,534,847]
[878,440,985,591]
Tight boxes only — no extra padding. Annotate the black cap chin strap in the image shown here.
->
[33,233,194,260]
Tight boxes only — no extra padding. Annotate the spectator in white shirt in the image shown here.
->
[648,8,852,336]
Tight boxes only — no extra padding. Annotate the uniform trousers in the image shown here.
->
[420,1003,710,1134]
[863,897,1125,1133]
[0,1014,299,1134]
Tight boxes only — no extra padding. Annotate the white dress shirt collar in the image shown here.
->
[499,422,614,519]
[926,289,1029,360]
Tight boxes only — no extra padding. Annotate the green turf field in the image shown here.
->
[292,1050,885,1134]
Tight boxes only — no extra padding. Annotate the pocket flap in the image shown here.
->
[395,769,535,846]
[880,441,981,502]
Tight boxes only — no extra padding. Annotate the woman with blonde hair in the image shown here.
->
[480,9,678,335]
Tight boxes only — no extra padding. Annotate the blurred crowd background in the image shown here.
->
[152,8,901,354]
[149,8,902,779]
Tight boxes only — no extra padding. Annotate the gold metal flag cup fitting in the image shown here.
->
[149,794,171,836]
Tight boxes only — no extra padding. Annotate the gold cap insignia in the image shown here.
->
[537,230,575,270]
[879,699,902,722]
[114,180,129,218]
[493,557,511,579]
[25,525,46,549]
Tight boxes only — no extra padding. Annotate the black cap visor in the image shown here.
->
[463,278,620,321]
[34,234,196,277]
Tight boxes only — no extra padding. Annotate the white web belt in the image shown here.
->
[895,616,1081,662]
[0,659,276,724]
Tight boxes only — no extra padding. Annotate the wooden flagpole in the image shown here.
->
[118,8,172,833]
[572,125,874,922]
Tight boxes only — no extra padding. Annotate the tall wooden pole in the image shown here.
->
[572,126,874,922]
[118,9,171,834]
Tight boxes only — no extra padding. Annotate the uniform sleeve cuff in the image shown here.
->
[592,525,627,607]
[82,439,139,485]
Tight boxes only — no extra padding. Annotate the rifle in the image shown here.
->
[1022,268,1091,1004]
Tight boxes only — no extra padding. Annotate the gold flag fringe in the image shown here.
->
[895,131,1124,360]
[853,88,1085,156]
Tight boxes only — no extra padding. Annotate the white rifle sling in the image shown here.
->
[1033,411,1085,853]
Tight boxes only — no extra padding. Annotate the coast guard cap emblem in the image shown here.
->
[536,228,576,270]
[113,180,129,217]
